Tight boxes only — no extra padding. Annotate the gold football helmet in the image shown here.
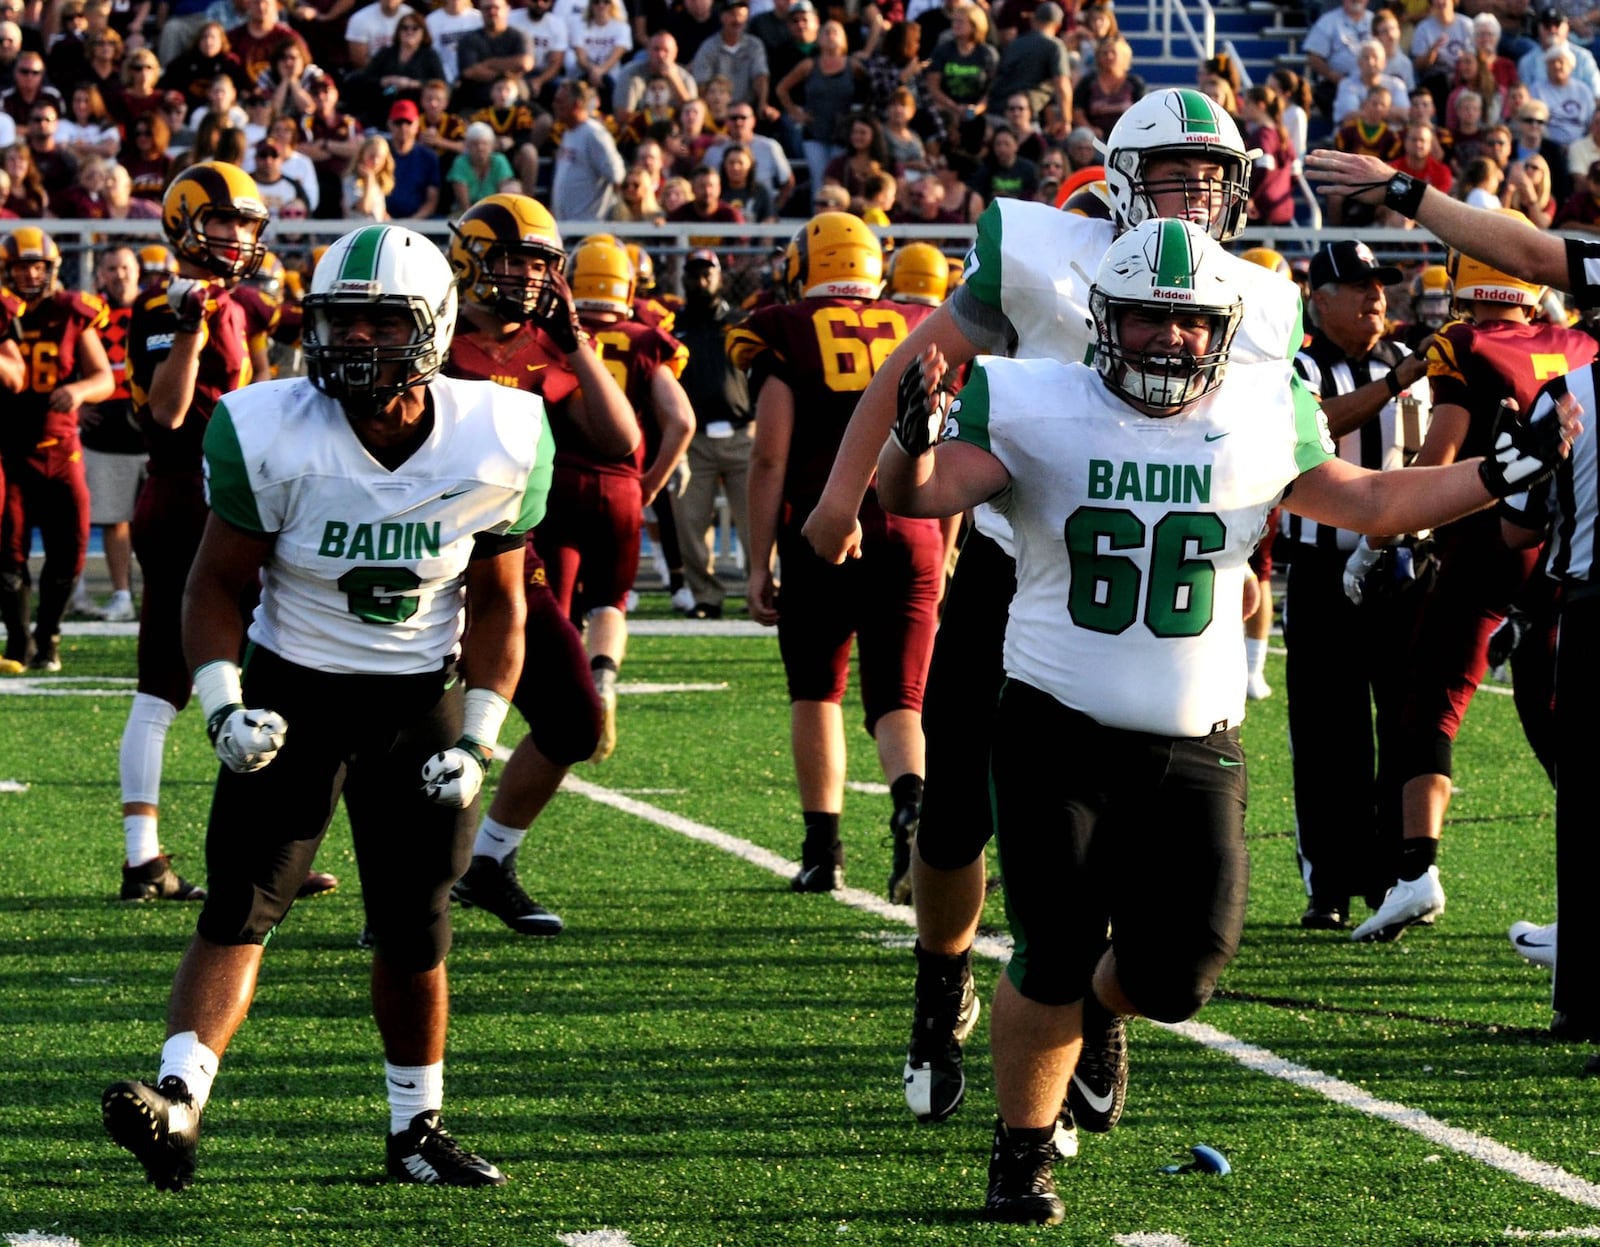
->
[1410,263,1454,328]
[1448,210,1545,310]
[887,243,949,306]
[569,235,636,317]
[1239,247,1292,278]
[2,225,60,300]
[449,192,566,322]
[161,161,270,280]
[784,211,884,301]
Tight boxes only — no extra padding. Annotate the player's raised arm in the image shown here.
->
[1304,149,1572,291]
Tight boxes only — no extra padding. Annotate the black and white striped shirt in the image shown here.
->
[1520,366,1600,586]
[1282,331,1431,552]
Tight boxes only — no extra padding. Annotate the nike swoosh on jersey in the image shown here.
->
[440,487,472,500]
[1204,432,1230,442]
[526,363,548,372]
[1218,758,1243,767]
[1071,1074,1115,1116]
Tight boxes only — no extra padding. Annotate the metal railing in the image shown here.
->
[1147,0,1216,63]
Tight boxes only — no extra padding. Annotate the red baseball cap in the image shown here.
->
[388,98,420,123]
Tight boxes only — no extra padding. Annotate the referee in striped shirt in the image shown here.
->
[1503,369,1598,1066]
[1281,240,1434,931]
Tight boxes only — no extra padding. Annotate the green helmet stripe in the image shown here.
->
[1174,88,1219,135]
[337,226,387,283]
[1152,220,1196,291]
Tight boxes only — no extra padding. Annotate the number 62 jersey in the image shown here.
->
[202,374,554,675]
[948,355,1333,738]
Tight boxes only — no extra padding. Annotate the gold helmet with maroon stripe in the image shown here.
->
[2,225,61,300]
[449,192,565,322]
[887,243,949,306]
[138,243,178,282]
[1448,209,1546,311]
[161,161,270,281]
[784,211,884,301]
[569,234,636,317]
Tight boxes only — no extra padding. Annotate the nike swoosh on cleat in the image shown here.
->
[1071,1074,1115,1116]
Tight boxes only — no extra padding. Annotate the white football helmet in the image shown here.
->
[1104,88,1254,242]
[1089,218,1243,415]
[303,224,458,409]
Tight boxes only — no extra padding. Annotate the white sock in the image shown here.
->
[159,1031,220,1109]
[120,693,177,808]
[473,815,526,862]
[1245,636,1268,679]
[386,1061,444,1134]
[124,815,161,868]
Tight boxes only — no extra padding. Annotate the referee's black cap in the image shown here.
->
[1309,240,1404,290]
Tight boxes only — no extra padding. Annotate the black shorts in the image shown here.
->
[918,528,1016,870]
[992,680,1250,1020]
[196,648,473,973]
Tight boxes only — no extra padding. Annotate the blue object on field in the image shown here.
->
[1160,1145,1231,1176]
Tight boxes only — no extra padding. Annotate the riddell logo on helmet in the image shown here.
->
[1153,288,1196,301]
[1470,288,1535,303]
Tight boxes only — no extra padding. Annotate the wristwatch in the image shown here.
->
[1384,171,1426,218]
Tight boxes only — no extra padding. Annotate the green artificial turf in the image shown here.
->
[1,628,1595,1246]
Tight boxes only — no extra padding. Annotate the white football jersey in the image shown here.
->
[203,375,553,676]
[947,355,1334,737]
[950,198,1306,552]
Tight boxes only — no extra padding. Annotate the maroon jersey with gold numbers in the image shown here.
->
[5,289,109,457]
[728,295,931,511]
[575,315,689,476]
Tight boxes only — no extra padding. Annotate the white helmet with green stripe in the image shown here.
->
[303,224,459,411]
[1089,218,1243,415]
[1103,88,1253,242]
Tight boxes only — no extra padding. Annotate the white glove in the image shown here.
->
[1342,540,1384,606]
[421,744,489,808]
[211,707,288,773]
[166,276,223,333]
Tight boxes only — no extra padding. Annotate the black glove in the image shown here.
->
[1487,607,1530,670]
[1478,400,1567,498]
[891,354,945,457]
[534,275,582,354]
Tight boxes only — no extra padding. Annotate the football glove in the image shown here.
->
[891,353,947,458]
[1478,398,1568,498]
[421,742,491,807]
[210,707,288,773]
[1341,539,1383,606]
[166,277,224,334]
[1487,606,1531,670]
[534,271,583,353]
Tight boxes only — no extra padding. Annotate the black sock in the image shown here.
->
[590,655,619,676]
[1398,837,1438,882]
[890,773,924,826]
[999,1121,1056,1147]
[914,940,969,987]
[801,811,842,864]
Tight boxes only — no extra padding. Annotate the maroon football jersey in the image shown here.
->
[728,294,931,510]
[3,289,109,456]
[231,282,281,342]
[575,315,690,476]
[445,323,581,406]
[128,275,252,477]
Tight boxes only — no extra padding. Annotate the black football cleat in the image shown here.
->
[386,1111,507,1187]
[903,946,978,1123]
[120,856,206,903]
[102,1076,202,1191]
[451,853,564,935]
[1067,991,1128,1133]
[982,1120,1065,1225]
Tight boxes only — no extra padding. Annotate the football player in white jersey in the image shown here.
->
[876,218,1580,1225]
[101,225,554,1193]
[802,87,1298,1139]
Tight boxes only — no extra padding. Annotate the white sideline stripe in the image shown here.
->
[616,682,727,695]
[557,1231,640,1247]
[1164,1020,1600,1210]
[5,1234,83,1246]
[1504,1229,1600,1239]
[0,781,28,793]
[1115,1235,1193,1247]
[559,777,1600,1211]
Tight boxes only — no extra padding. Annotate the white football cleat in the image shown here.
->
[1352,866,1445,942]
[1509,920,1557,969]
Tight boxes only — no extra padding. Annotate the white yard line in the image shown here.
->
[1114,1235,1194,1247]
[557,1231,641,1247]
[558,775,1600,1212]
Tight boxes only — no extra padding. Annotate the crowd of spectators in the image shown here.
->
[1307,0,1600,235]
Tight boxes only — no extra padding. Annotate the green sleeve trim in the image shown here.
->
[202,401,267,533]
[950,361,993,454]
[508,406,555,534]
[1286,297,1304,362]
[1290,372,1336,474]
[964,203,1004,311]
